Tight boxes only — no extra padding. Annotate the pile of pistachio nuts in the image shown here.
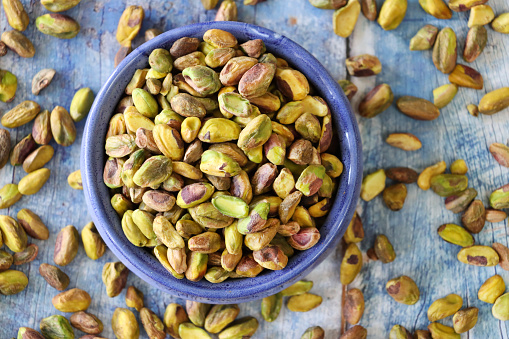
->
[321,0,509,337]
[105,27,343,284]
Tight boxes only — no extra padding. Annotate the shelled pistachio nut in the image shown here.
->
[410,25,438,50]
[358,84,394,118]
[1,30,34,58]
[0,215,27,252]
[479,88,509,115]
[437,224,474,247]
[432,27,457,74]
[112,308,139,339]
[40,315,74,339]
[457,245,499,266]
[53,225,79,266]
[70,87,95,122]
[427,293,463,322]
[52,288,91,312]
[419,0,451,19]
[116,5,144,46]
[0,269,28,295]
[36,13,80,39]
[378,0,407,30]
[386,275,419,305]
[492,13,509,34]
[453,307,478,333]
[478,275,505,303]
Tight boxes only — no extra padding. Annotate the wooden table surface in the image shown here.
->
[1,0,508,338]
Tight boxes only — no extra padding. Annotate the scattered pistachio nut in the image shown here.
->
[409,24,438,51]
[385,167,418,183]
[361,0,377,20]
[32,69,56,95]
[338,80,358,101]
[140,307,166,339]
[70,87,95,122]
[389,325,412,339]
[164,303,189,338]
[102,261,129,297]
[287,293,323,312]
[217,316,259,339]
[215,0,238,21]
[437,224,474,247]
[430,174,468,197]
[457,245,499,266]
[340,243,363,285]
[467,104,479,117]
[345,54,381,77]
[419,0,451,19]
[486,210,507,223]
[340,325,367,339]
[386,133,422,151]
[343,212,364,243]
[432,27,457,74]
[492,13,509,34]
[427,323,459,339]
[453,307,478,333]
[39,263,70,291]
[427,293,463,322]
[490,143,509,167]
[41,0,81,12]
[468,4,494,27]
[112,308,140,339]
[40,315,75,339]
[0,69,17,102]
[53,225,79,266]
[417,160,446,190]
[492,293,509,321]
[396,96,440,120]
[0,269,28,295]
[461,199,486,233]
[70,311,103,335]
[463,25,487,63]
[433,84,457,109]
[0,183,22,210]
[358,84,394,118]
[386,275,420,305]
[52,288,91,312]
[374,234,396,263]
[82,222,106,260]
[36,13,80,39]
[360,169,386,201]
[345,288,365,325]
[479,87,509,115]
[280,280,313,296]
[478,274,505,303]
[116,5,144,46]
[301,326,325,339]
[13,243,38,265]
[0,215,27,252]
[1,30,34,58]
[1,100,40,128]
[449,64,483,89]
[378,0,407,30]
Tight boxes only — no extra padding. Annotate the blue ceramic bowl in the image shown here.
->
[81,21,362,304]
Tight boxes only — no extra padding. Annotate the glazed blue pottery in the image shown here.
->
[81,21,362,304]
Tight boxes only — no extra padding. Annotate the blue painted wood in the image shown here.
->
[1,0,508,337]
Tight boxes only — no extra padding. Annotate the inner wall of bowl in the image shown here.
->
[84,21,360,303]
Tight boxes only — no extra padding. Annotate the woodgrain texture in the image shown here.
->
[0,0,508,338]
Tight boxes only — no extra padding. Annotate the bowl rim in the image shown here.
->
[81,21,362,304]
